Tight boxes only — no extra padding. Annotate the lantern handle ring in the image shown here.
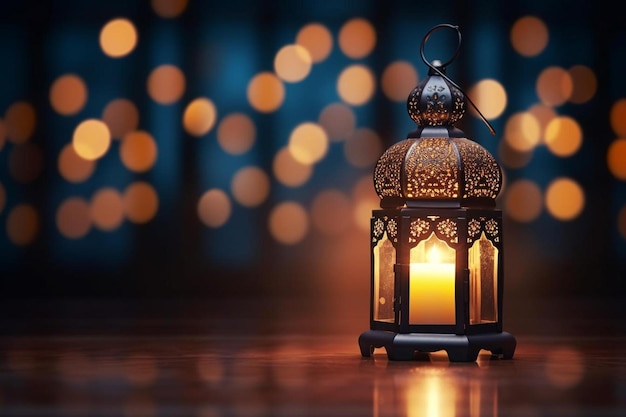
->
[420,24,496,136]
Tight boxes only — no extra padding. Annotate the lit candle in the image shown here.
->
[409,247,456,324]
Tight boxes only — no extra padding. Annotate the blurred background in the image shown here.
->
[0,0,624,322]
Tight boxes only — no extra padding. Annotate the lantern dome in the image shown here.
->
[373,60,502,208]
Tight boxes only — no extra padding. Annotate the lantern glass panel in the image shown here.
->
[373,234,395,322]
[409,232,456,325]
[469,232,498,324]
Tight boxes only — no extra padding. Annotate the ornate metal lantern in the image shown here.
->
[358,24,516,362]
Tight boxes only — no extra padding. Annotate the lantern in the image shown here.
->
[358,24,516,362]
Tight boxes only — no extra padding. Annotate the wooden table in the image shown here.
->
[0,297,624,416]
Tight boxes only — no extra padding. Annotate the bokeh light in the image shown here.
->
[216,113,256,155]
[247,72,285,113]
[468,79,507,120]
[272,147,313,187]
[183,97,217,137]
[527,103,557,142]
[568,65,597,104]
[610,99,626,137]
[5,101,36,144]
[99,18,138,58]
[337,65,376,106]
[274,44,312,83]
[120,130,158,172]
[147,64,186,104]
[510,16,549,57]
[49,74,88,116]
[318,102,356,142]
[123,181,159,224]
[102,98,140,139]
[544,116,582,157]
[0,118,6,150]
[498,139,533,170]
[58,143,96,183]
[8,143,44,183]
[91,188,125,231]
[536,66,573,107]
[504,112,541,152]
[288,122,328,165]
[6,204,39,246]
[381,61,418,102]
[352,174,380,232]
[545,177,585,221]
[198,189,231,228]
[56,197,92,239]
[268,201,309,245]
[607,138,626,180]
[151,0,188,18]
[295,23,333,63]
[310,189,352,236]
[231,166,270,207]
[338,17,376,59]
[344,128,383,168]
[72,119,111,160]
[504,179,543,222]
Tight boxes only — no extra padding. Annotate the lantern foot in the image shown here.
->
[359,330,516,362]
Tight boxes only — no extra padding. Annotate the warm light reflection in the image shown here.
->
[311,189,351,236]
[196,354,225,386]
[468,79,507,119]
[120,130,158,172]
[338,17,376,59]
[56,197,91,239]
[49,74,88,116]
[406,374,456,417]
[198,189,231,228]
[318,102,356,142]
[151,0,188,18]
[274,44,312,83]
[510,15,548,57]
[568,65,597,104]
[344,128,383,168]
[295,23,333,63]
[272,147,313,187]
[124,354,158,387]
[99,18,138,58]
[381,61,418,102]
[607,138,626,180]
[288,122,328,165]
[123,181,159,224]
[337,65,376,106]
[147,64,186,104]
[91,188,125,231]
[247,72,285,113]
[351,174,379,232]
[72,119,111,160]
[545,346,585,388]
[183,97,217,137]
[217,113,256,155]
[545,177,585,221]
[231,166,270,207]
[504,112,540,152]
[102,98,139,139]
[8,143,43,183]
[268,201,309,245]
[537,66,573,107]
[5,101,36,144]
[6,204,39,246]
[504,179,543,222]
[58,143,95,183]
[544,116,582,157]
[610,99,626,137]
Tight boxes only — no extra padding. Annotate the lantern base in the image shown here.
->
[358,330,516,362]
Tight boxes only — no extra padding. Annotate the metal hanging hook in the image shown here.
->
[420,24,496,136]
